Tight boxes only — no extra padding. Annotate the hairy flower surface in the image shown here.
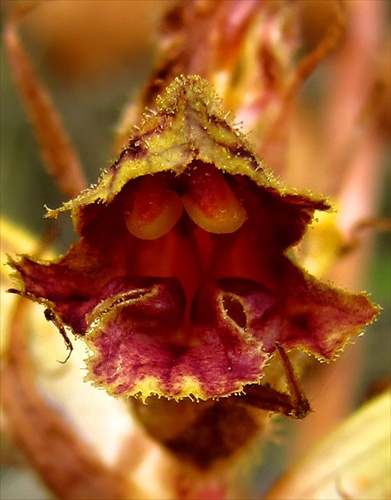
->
[9,75,378,401]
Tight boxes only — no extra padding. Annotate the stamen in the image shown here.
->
[182,165,247,234]
[125,175,183,240]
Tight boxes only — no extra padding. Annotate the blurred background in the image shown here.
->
[1,1,389,498]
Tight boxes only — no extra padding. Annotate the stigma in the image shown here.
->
[124,162,247,240]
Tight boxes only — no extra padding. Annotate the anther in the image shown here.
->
[125,175,183,240]
[182,165,247,234]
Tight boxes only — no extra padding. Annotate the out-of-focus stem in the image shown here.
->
[4,5,87,199]
[288,0,387,460]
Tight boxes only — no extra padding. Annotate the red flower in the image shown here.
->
[9,76,378,401]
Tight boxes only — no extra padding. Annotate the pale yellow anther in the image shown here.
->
[182,167,247,234]
[125,176,183,240]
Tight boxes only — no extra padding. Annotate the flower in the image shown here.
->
[9,76,378,403]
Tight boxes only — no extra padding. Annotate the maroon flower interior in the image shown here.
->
[10,76,379,400]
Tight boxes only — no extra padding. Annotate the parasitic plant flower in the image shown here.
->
[2,1,388,498]
[9,75,378,404]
